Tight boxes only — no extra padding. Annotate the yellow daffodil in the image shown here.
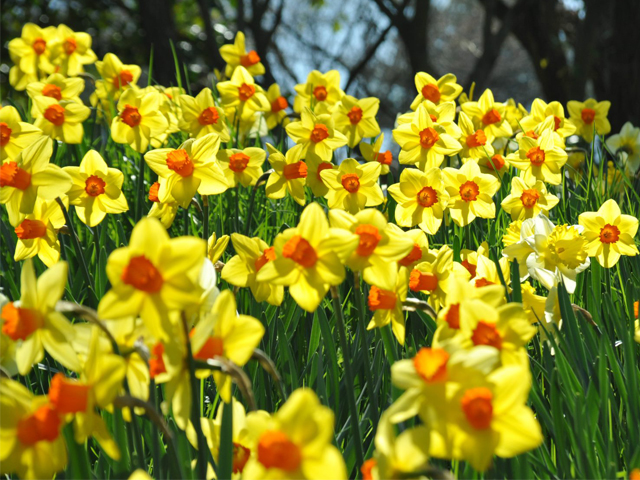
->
[409,245,469,311]
[578,199,639,268]
[8,23,57,90]
[332,95,381,148]
[396,100,458,127]
[50,24,97,76]
[94,52,141,98]
[26,73,85,118]
[392,102,462,171]
[502,220,523,248]
[265,144,308,206]
[387,225,431,269]
[265,83,290,130]
[387,167,449,234]
[218,147,266,187]
[0,135,72,226]
[305,155,335,197]
[500,175,559,221]
[221,233,284,305]
[138,86,180,147]
[293,69,344,114]
[477,152,510,177]
[111,88,169,153]
[471,254,510,291]
[443,159,500,227]
[217,66,271,120]
[0,105,41,161]
[0,260,79,375]
[458,111,494,159]
[190,289,265,401]
[242,388,347,479]
[207,233,230,264]
[461,88,513,139]
[0,378,67,479]
[410,72,462,109]
[64,150,128,226]
[220,31,265,78]
[329,208,414,291]
[179,88,231,141]
[567,98,611,142]
[508,126,568,185]
[256,202,358,312]
[14,197,66,267]
[97,217,205,340]
[32,96,90,144]
[367,269,409,344]
[147,181,180,228]
[504,98,528,131]
[520,98,575,139]
[606,121,640,174]
[145,133,228,208]
[286,108,348,162]
[320,158,383,213]
[359,133,393,175]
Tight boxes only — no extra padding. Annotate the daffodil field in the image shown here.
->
[2,22,640,480]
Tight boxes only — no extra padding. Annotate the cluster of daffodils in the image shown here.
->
[2,22,640,480]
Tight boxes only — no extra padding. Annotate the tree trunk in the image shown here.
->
[138,0,180,86]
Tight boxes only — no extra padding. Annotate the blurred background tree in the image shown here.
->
[2,0,639,130]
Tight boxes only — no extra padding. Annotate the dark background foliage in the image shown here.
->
[2,0,639,130]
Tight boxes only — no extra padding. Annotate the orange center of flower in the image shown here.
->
[475,277,494,288]
[461,387,493,430]
[233,442,251,473]
[445,303,460,329]
[581,108,596,124]
[310,124,329,143]
[42,84,62,100]
[194,335,224,361]
[255,246,276,272]
[316,162,333,180]
[16,405,61,446]
[459,180,479,202]
[228,152,251,173]
[149,342,167,378]
[0,122,11,147]
[85,175,106,196]
[44,104,65,126]
[238,83,256,101]
[347,106,363,125]
[489,154,505,171]
[63,37,77,55]
[413,347,449,383]
[466,129,487,148]
[368,286,397,311]
[48,373,91,414]
[258,430,301,472]
[283,161,308,180]
[461,259,477,278]
[525,130,539,140]
[15,219,46,239]
[113,70,134,89]
[421,83,441,103]
[1,302,43,341]
[399,243,423,267]
[430,114,438,122]
[271,96,288,112]
[121,104,142,127]
[121,255,163,293]
[520,188,540,208]
[148,182,160,202]
[355,224,381,256]
[313,86,328,102]
[376,150,392,165]
[0,161,31,189]
[166,149,195,177]
[599,224,620,244]
[361,458,378,480]
[482,108,501,126]
[198,107,219,125]
[417,186,438,208]
[282,235,317,268]
[553,115,562,130]
[471,320,502,349]
[409,270,438,292]
[526,146,545,166]
[341,173,360,193]
[32,38,46,55]
[240,50,261,67]
[419,127,439,149]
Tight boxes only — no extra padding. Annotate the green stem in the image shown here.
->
[202,195,209,242]
[330,286,365,473]
[149,380,163,480]
[218,401,234,480]
[136,151,145,221]
[380,324,398,365]
[354,274,379,424]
